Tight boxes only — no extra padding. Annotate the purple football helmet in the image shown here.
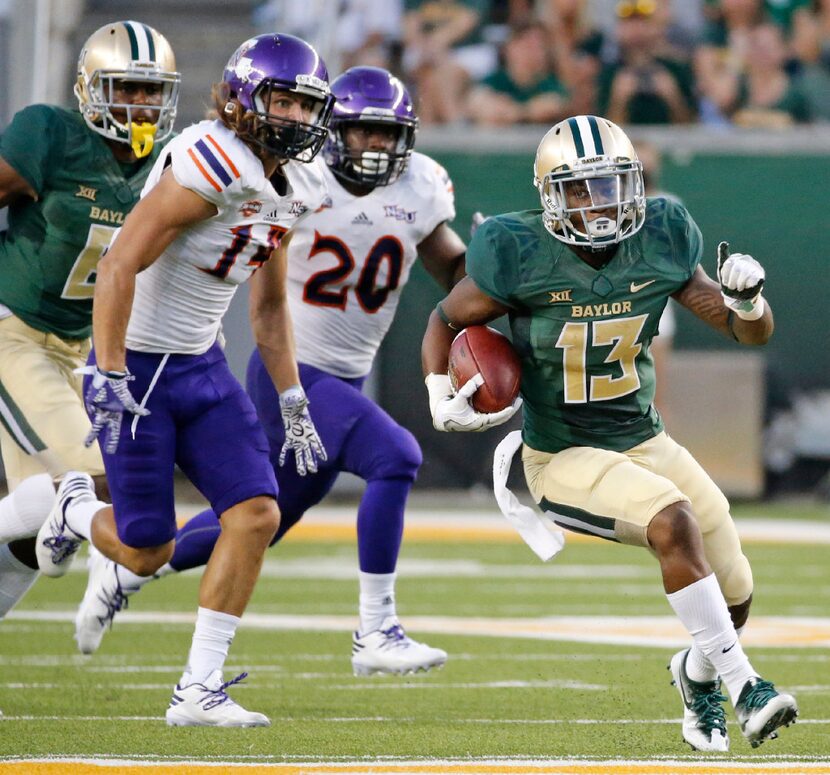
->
[324,66,418,187]
[222,34,334,162]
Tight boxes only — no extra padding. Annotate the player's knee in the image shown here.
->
[241,498,281,546]
[368,428,422,481]
[728,594,753,630]
[647,501,703,557]
[121,543,175,576]
[718,552,754,608]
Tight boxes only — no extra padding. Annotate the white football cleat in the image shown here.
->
[74,545,134,654]
[668,648,729,752]
[351,616,447,676]
[166,670,270,727]
[35,472,95,577]
[734,676,798,747]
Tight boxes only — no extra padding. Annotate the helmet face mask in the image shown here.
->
[75,21,180,158]
[534,116,645,249]
[324,66,418,188]
[223,34,334,162]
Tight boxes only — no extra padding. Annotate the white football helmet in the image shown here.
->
[74,20,180,157]
[534,115,645,249]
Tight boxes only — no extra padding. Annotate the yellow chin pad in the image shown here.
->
[130,122,157,158]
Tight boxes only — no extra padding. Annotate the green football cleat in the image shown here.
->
[669,649,729,751]
[734,676,798,747]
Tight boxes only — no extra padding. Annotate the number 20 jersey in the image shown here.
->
[286,151,456,378]
[126,119,328,354]
[467,197,702,454]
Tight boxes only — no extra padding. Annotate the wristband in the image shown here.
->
[436,302,460,331]
[733,295,765,322]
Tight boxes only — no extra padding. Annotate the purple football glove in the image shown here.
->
[84,368,149,454]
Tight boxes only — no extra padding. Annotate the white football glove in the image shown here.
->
[83,368,149,454]
[426,372,522,432]
[716,241,766,321]
[278,385,327,476]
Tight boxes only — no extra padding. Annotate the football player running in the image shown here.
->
[34,34,331,727]
[74,66,464,676]
[422,116,797,751]
[0,21,179,620]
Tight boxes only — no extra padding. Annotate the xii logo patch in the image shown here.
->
[548,289,573,304]
[75,185,97,201]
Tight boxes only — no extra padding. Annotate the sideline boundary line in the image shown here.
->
[3,758,830,775]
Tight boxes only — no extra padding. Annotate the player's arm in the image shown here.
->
[422,277,518,432]
[248,230,300,393]
[0,156,37,208]
[93,170,218,371]
[422,276,509,376]
[417,221,466,291]
[673,260,773,346]
[249,230,326,475]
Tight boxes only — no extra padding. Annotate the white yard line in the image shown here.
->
[7,610,830,648]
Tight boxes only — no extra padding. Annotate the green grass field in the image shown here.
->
[1,500,828,773]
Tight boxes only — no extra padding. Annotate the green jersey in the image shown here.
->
[467,197,702,453]
[0,105,168,339]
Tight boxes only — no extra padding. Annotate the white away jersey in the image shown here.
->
[287,151,455,378]
[126,120,327,354]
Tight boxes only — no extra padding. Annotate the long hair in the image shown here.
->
[211,81,254,137]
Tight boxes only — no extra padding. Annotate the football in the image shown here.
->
[448,326,521,413]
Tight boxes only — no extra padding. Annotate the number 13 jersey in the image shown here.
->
[467,197,703,454]
[286,152,456,378]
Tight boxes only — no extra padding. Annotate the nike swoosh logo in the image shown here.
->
[630,280,657,293]
[722,641,737,653]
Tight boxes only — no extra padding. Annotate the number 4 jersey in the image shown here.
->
[126,119,328,354]
[0,105,168,339]
[286,152,455,378]
[467,197,702,453]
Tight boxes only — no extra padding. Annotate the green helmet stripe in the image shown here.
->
[123,22,140,61]
[587,115,604,155]
[123,21,155,62]
[567,117,585,157]
[141,23,156,61]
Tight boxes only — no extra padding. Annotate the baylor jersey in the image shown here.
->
[0,105,168,339]
[467,196,702,453]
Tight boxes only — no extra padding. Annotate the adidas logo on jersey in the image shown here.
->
[351,212,373,226]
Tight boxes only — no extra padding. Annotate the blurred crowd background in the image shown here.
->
[0,0,827,499]
[258,0,830,128]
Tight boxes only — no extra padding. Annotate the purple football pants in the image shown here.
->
[169,352,422,574]
[86,344,277,549]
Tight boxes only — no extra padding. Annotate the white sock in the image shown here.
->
[0,474,56,542]
[686,616,748,683]
[358,571,397,634]
[116,560,177,592]
[183,606,240,685]
[685,643,718,683]
[667,574,758,702]
[65,498,107,541]
[153,562,177,579]
[0,543,39,618]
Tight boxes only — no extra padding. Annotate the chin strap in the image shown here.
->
[130,122,157,158]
